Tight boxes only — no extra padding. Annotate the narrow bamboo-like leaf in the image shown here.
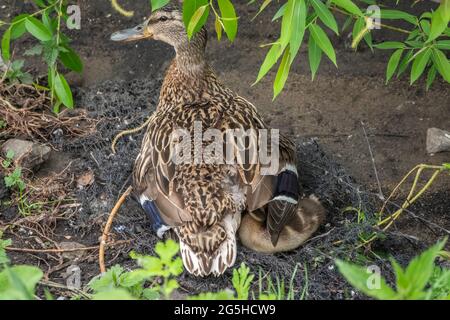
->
[187,5,209,40]
[308,35,322,80]
[217,0,238,41]
[426,65,437,90]
[431,48,450,83]
[280,0,295,47]
[289,0,306,61]
[397,49,413,77]
[386,48,403,84]
[25,16,52,42]
[436,40,450,50]
[1,28,11,62]
[254,44,283,84]
[331,0,363,17]
[54,72,74,109]
[380,9,417,25]
[215,17,223,41]
[150,0,170,12]
[272,3,287,21]
[311,0,339,35]
[374,41,406,49]
[273,48,291,99]
[428,5,447,42]
[253,0,272,20]
[309,24,337,66]
[351,17,365,49]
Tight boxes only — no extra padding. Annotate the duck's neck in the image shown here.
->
[174,28,208,77]
[159,29,212,107]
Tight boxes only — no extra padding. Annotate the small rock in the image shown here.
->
[77,170,95,189]
[426,128,450,154]
[59,241,86,261]
[1,139,51,170]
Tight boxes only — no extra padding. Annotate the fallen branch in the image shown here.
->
[99,186,133,273]
[6,239,132,253]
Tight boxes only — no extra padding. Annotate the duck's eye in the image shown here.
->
[159,16,168,22]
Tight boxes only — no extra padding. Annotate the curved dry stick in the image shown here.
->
[111,114,154,153]
[99,186,133,273]
[6,240,132,253]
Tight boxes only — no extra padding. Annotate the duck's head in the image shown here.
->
[111,5,199,50]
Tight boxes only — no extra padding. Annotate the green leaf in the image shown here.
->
[10,14,29,40]
[150,0,170,12]
[308,34,322,80]
[273,48,292,99]
[254,44,283,84]
[1,28,11,62]
[410,48,431,84]
[92,289,135,300]
[217,0,238,41]
[183,0,209,35]
[426,65,437,90]
[253,0,272,20]
[431,48,450,83]
[311,0,339,35]
[272,3,287,21]
[155,239,179,264]
[54,72,74,109]
[335,259,397,300]
[59,46,83,73]
[331,0,363,17]
[403,239,446,296]
[187,5,209,40]
[428,5,448,42]
[436,40,450,50]
[215,17,223,41]
[0,265,43,300]
[25,16,52,42]
[280,0,296,48]
[397,49,414,77]
[380,9,417,25]
[374,41,405,49]
[309,24,337,66]
[289,0,307,60]
[386,48,403,84]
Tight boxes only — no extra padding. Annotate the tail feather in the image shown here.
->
[178,213,240,277]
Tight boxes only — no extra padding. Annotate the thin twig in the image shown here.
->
[5,240,132,253]
[361,122,384,200]
[99,186,133,273]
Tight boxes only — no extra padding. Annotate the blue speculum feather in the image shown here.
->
[275,170,299,200]
[142,200,166,233]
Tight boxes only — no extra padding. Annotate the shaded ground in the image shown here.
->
[0,0,449,299]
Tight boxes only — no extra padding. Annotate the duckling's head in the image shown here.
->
[111,5,205,52]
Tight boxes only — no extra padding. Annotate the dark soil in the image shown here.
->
[0,0,449,300]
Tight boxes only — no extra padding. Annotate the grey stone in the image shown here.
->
[426,128,450,154]
[1,139,51,170]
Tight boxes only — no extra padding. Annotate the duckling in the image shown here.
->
[111,5,325,276]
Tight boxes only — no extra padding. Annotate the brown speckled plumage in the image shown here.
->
[112,6,324,276]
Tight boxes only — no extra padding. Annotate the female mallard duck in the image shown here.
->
[111,5,325,276]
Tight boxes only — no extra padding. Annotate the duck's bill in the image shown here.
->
[110,23,152,42]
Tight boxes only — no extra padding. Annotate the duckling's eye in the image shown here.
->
[159,16,168,22]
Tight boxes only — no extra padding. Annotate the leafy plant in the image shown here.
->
[1,0,83,112]
[4,168,25,192]
[336,238,450,300]
[0,265,44,300]
[89,239,183,300]
[146,0,450,98]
